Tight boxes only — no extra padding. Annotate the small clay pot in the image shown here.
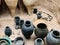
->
[21,20,34,39]
[33,8,37,14]
[35,23,48,39]
[14,37,24,45]
[35,38,44,45]
[15,16,20,29]
[0,36,12,45]
[5,26,12,37]
[5,0,18,16]
[46,30,60,45]
[37,12,42,19]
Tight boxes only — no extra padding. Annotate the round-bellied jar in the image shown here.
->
[46,30,60,45]
[35,23,48,39]
[21,20,34,39]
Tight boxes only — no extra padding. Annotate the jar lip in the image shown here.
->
[25,20,31,27]
[15,16,20,19]
[35,38,42,42]
[6,26,9,28]
[37,23,47,29]
[14,37,24,44]
[52,30,60,38]
[25,21,31,24]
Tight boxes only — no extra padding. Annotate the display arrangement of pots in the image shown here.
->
[1,0,60,45]
[46,30,60,45]
[0,36,11,45]
[35,23,48,39]
[14,37,24,45]
[21,20,34,39]
[5,0,18,16]
[15,16,20,29]
[5,26,12,37]
[35,38,44,45]
[22,0,37,15]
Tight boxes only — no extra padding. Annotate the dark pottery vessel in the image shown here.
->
[35,23,48,39]
[5,26,12,37]
[14,37,24,45]
[46,30,60,45]
[33,8,38,14]
[15,16,20,29]
[37,12,42,19]
[0,36,11,45]
[35,38,44,45]
[20,20,24,28]
[21,20,34,39]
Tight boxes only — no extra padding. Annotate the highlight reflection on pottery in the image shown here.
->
[5,0,18,16]
[35,38,44,45]
[21,20,34,39]
[46,30,60,45]
[35,23,48,39]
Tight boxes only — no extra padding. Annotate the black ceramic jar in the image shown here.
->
[35,38,44,45]
[5,26,12,37]
[15,16,20,29]
[35,23,48,39]
[21,20,34,39]
[46,30,60,45]
[20,20,24,28]
[33,8,38,14]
